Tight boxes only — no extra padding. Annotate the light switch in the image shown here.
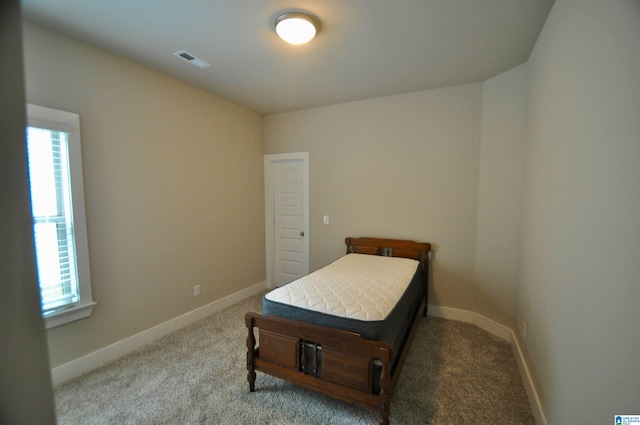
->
[323,215,329,224]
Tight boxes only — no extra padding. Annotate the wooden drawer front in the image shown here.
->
[259,331,299,371]
[322,347,372,392]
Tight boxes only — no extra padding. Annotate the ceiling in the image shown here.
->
[21,0,554,115]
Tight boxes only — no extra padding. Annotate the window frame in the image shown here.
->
[26,104,96,329]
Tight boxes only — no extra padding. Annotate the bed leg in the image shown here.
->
[245,314,256,392]
[379,403,390,425]
[378,354,392,425]
[422,286,429,317]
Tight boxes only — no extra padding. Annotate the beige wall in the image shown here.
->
[1,3,56,423]
[20,2,640,421]
[265,84,484,312]
[264,71,530,329]
[518,0,640,422]
[475,64,527,328]
[22,22,266,367]
[264,2,640,421]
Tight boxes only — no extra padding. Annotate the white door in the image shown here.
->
[265,153,309,288]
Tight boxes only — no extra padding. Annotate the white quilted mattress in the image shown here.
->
[264,253,419,321]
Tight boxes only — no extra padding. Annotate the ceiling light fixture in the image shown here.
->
[275,12,318,45]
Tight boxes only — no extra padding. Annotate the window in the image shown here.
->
[25,104,95,328]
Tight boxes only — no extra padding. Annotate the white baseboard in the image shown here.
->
[512,333,549,425]
[426,304,547,425]
[426,304,513,341]
[51,280,267,386]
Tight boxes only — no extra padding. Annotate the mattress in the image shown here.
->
[263,253,424,347]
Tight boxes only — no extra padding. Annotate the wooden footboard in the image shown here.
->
[246,237,431,425]
[245,312,396,423]
[246,294,426,425]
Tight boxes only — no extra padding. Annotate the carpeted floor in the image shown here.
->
[54,293,535,424]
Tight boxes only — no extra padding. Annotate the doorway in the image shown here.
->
[264,152,309,288]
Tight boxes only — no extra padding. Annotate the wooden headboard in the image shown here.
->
[345,237,431,264]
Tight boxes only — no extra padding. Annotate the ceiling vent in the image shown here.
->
[173,50,211,69]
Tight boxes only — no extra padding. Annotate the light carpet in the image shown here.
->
[54,293,535,424]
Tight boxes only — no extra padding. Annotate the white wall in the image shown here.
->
[265,83,484,313]
[518,0,640,422]
[22,22,266,368]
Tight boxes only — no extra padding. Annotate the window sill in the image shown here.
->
[44,302,97,329]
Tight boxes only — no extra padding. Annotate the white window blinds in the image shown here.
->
[26,127,80,313]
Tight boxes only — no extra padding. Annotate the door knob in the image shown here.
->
[300,231,305,236]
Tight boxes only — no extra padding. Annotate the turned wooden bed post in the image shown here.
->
[377,347,393,425]
[245,314,256,392]
[422,257,429,317]
[419,248,429,318]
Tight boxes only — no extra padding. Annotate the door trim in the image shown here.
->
[264,152,309,289]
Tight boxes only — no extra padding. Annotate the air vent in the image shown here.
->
[173,50,211,69]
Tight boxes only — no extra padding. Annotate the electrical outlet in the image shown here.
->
[522,321,527,340]
[193,285,201,297]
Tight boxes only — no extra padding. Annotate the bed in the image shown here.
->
[245,237,431,425]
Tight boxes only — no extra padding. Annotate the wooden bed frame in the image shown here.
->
[245,237,431,425]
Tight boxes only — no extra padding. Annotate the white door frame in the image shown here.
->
[264,152,309,289]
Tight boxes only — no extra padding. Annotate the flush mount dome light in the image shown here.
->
[275,12,318,45]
